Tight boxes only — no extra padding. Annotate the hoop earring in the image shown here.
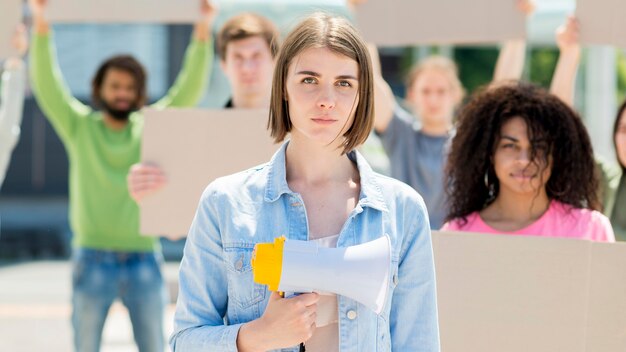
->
[484,169,496,200]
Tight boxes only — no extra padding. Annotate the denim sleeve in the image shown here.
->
[390,197,441,351]
[169,186,243,352]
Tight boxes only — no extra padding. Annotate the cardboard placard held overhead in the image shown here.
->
[0,1,22,59]
[432,231,626,352]
[576,0,626,48]
[47,0,199,23]
[140,108,279,238]
[354,0,525,46]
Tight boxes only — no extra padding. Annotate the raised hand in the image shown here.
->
[28,0,48,19]
[516,0,536,17]
[200,0,218,26]
[556,16,580,53]
[194,0,218,42]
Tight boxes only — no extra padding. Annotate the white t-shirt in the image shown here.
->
[305,234,340,352]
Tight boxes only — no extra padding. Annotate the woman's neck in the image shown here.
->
[285,136,357,187]
[480,189,551,230]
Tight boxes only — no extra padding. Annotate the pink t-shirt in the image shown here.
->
[441,201,615,242]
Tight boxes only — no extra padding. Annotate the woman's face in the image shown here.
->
[492,117,552,197]
[284,47,360,148]
[407,69,458,126]
[614,109,626,168]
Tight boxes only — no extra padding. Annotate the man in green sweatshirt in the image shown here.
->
[28,0,215,351]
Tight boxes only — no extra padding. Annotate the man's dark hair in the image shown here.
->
[91,55,147,109]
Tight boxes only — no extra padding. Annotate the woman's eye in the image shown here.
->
[336,80,352,88]
[502,143,515,149]
[302,77,317,84]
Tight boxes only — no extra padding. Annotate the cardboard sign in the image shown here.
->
[47,0,200,23]
[140,108,279,238]
[576,0,626,48]
[0,1,22,59]
[433,231,626,351]
[354,0,525,46]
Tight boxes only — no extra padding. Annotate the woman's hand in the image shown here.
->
[237,291,319,352]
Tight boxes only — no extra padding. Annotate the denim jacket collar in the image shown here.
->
[263,141,388,213]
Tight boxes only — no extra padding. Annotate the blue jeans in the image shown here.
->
[71,248,167,352]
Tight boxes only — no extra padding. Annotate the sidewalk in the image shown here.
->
[0,260,180,352]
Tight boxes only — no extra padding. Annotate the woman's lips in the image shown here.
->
[311,117,337,125]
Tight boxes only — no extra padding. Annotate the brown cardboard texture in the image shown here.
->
[139,108,278,238]
[576,0,626,48]
[47,0,198,23]
[354,0,525,46]
[0,1,22,59]
[432,231,626,351]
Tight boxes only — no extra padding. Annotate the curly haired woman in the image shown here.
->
[441,83,614,242]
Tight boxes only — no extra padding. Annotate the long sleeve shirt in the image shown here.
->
[30,32,212,251]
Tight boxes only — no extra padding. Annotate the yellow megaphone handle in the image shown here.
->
[251,236,286,292]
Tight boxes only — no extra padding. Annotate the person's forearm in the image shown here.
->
[550,48,581,107]
[236,320,271,352]
[151,35,212,108]
[32,12,50,35]
[493,39,527,83]
[193,21,210,42]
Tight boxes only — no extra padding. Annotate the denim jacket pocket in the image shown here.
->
[224,243,267,309]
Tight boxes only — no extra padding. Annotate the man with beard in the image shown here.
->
[28,0,216,350]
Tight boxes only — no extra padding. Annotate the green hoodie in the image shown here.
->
[30,32,212,251]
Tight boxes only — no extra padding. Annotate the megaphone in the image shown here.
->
[251,235,391,314]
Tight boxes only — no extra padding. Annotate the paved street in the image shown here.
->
[0,260,180,352]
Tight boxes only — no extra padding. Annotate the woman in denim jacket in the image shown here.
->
[170,12,440,352]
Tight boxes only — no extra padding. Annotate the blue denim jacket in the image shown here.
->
[170,142,440,352]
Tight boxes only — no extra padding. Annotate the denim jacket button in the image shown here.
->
[393,274,399,286]
[235,259,244,271]
[347,310,357,320]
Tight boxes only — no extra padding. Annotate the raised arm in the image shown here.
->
[29,0,91,142]
[152,0,217,109]
[492,0,535,84]
[0,26,28,187]
[367,44,396,134]
[549,16,581,107]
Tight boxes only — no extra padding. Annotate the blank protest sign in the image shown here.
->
[139,108,279,238]
[47,0,199,23]
[433,231,626,352]
[576,0,626,48]
[354,0,525,46]
[0,1,22,59]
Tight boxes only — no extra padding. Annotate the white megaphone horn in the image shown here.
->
[251,235,391,314]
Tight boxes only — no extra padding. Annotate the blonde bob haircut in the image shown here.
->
[268,12,374,154]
